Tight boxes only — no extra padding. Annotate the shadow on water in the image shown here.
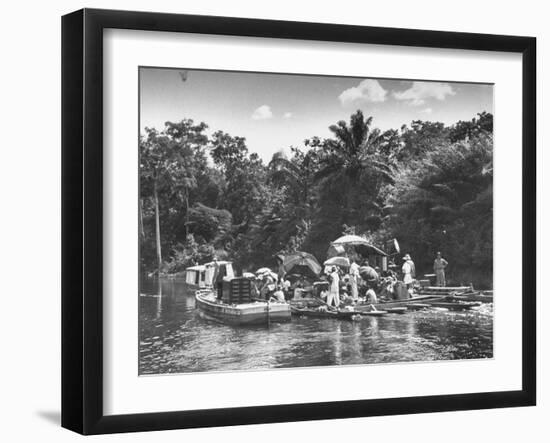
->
[139,277,493,375]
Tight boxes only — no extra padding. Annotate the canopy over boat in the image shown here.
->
[329,235,387,256]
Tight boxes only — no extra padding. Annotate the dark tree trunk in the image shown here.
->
[153,182,162,276]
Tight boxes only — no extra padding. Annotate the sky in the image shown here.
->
[139,67,493,162]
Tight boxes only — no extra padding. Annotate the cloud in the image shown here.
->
[338,79,387,105]
[283,112,293,119]
[392,82,455,106]
[251,105,273,120]
[420,107,433,114]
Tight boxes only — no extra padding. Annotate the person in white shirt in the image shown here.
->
[366,287,378,303]
[349,259,360,302]
[327,267,340,308]
[401,254,416,290]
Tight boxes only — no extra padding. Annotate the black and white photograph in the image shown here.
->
[138,68,494,375]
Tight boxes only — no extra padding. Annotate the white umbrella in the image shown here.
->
[324,256,351,268]
[331,235,387,256]
[256,267,273,275]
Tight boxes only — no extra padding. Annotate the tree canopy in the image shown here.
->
[139,110,493,287]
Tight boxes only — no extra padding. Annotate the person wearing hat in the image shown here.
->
[433,252,449,287]
[401,254,416,290]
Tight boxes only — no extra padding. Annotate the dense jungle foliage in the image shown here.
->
[139,110,493,287]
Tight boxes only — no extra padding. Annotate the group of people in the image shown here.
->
[322,251,449,308]
[232,249,449,308]
[322,258,380,308]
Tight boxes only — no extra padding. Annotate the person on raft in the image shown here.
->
[401,254,416,290]
[327,266,340,308]
[433,251,449,287]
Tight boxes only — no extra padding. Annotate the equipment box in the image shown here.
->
[222,277,252,304]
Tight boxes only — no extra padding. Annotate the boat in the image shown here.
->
[291,306,358,320]
[406,303,432,310]
[426,301,481,311]
[385,307,408,314]
[416,285,493,303]
[195,290,291,326]
[184,261,234,288]
[353,294,443,312]
[446,292,493,303]
[357,310,387,316]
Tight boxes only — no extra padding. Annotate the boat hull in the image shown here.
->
[427,301,481,310]
[291,306,357,320]
[450,293,493,303]
[195,292,291,326]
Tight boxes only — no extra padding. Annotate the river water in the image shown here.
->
[139,278,493,375]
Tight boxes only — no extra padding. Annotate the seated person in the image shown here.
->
[282,279,292,300]
[260,275,276,300]
[270,285,286,302]
[366,287,378,303]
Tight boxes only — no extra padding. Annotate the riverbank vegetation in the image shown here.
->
[140,110,493,287]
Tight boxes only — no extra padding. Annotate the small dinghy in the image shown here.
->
[291,306,357,320]
[427,301,481,311]
[358,310,387,317]
[386,307,408,314]
[406,303,431,310]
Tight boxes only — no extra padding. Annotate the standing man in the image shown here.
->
[433,252,449,287]
[327,266,340,309]
[349,258,360,302]
[275,254,286,283]
[402,254,416,290]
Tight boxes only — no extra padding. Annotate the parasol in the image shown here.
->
[323,256,350,268]
[255,267,273,275]
[329,235,387,257]
[281,251,322,277]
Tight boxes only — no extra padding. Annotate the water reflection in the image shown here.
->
[139,278,493,375]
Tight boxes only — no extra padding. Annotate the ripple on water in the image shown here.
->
[139,280,494,374]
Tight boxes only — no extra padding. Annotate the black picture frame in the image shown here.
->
[61,8,536,435]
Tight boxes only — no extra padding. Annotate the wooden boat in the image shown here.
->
[291,306,358,320]
[353,295,443,312]
[195,290,291,326]
[446,292,493,303]
[406,303,432,310]
[357,310,387,316]
[385,307,408,314]
[427,301,481,311]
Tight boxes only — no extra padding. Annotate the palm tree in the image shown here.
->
[268,147,318,210]
[314,110,397,226]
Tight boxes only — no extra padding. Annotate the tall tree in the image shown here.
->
[140,120,209,273]
[313,110,398,231]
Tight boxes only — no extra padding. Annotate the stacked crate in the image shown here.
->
[222,277,252,304]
